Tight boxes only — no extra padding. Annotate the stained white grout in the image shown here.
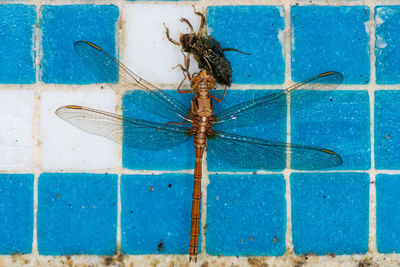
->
[31,4,42,256]
[115,0,125,251]
[283,0,294,256]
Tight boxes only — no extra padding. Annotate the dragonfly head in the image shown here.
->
[191,70,215,90]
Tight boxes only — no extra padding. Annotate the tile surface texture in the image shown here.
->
[0,1,398,266]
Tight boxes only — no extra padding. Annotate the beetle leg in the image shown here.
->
[209,36,223,50]
[180,18,195,34]
[173,51,192,91]
[163,23,180,46]
[172,63,188,91]
[222,47,250,55]
[182,50,192,80]
[209,36,250,55]
[192,5,205,35]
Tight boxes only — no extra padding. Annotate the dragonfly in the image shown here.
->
[56,41,343,261]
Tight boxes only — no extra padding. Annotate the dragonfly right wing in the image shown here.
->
[207,130,342,170]
[213,71,343,131]
[74,40,191,123]
[56,105,192,150]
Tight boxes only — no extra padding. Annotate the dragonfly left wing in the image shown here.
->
[56,105,192,150]
[207,131,342,170]
[74,41,191,123]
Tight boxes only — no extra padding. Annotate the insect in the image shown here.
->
[164,6,249,88]
[57,41,343,261]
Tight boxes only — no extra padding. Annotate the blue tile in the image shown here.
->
[207,6,285,84]
[37,173,117,255]
[208,89,286,172]
[291,172,369,255]
[0,174,33,254]
[0,5,36,84]
[376,174,400,253]
[375,6,400,84]
[291,90,370,170]
[40,5,119,84]
[122,90,193,170]
[206,174,286,256]
[121,174,195,254]
[375,90,400,169]
[291,6,370,84]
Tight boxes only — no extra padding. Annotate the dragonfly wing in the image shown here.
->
[207,131,342,170]
[56,105,192,150]
[74,40,191,123]
[213,71,343,131]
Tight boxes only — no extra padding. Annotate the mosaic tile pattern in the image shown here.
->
[291,90,371,170]
[40,5,118,84]
[291,6,370,84]
[291,172,369,255]
[0,5,36,84]
[121,174,195,254]
[376,174,400,253]
[37,173,118,255]
[207,6,285,84]
[0,90,34,170]
[206,174,286,256]
[0,174,33,254]
[375,90,400,169]
[0,1,399,265]
[375,6,400,84]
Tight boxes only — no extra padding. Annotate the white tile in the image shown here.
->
[40,90,119,171]
[122,3,201,86]
[0,90,34,171]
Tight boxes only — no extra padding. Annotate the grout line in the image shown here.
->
[31,4,42,256]
[10,83,400,91]
[14,167,400,175]
[117,172,122,252]
[115,0,125,252]
[283,0,294,256]
[367,3,377,254]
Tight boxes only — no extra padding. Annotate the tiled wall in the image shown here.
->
[1,0,400,266]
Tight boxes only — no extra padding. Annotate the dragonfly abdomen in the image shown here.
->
[189,142,205,262]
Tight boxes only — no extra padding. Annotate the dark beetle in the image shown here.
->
[164,6,249,88]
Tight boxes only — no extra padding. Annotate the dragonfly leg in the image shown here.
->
[180,18,195,34]
[164,119,189,126]
[158,111,192,131]
[163,23,180,46]
[192,5,205,35]
[210,86,227,103]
